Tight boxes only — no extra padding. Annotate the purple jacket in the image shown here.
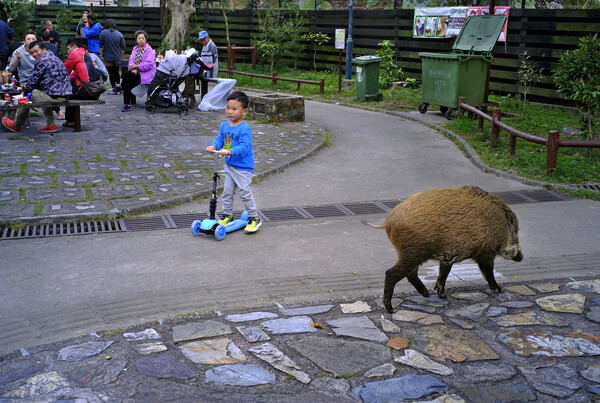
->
[128,44,156,85]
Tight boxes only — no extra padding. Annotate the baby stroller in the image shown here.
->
[145,52,208,116]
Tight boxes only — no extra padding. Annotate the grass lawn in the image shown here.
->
[230,64,600,198]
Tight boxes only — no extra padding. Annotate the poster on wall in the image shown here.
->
[413,7,509,41]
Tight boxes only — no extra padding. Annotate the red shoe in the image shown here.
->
[2,116,20,133]
[39,124,58,133]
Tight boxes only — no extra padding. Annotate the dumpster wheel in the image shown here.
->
[440,106,449,115]
[444,108,458,120]
[418,103,429,114]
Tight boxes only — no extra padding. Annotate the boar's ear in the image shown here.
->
[505,209,519,238]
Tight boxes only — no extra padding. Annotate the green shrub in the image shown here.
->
[376,40,404,88]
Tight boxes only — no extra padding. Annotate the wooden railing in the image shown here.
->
[216,45,257,70]
[221,69,325,95]
[457,97,600,174]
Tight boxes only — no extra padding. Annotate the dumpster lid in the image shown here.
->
[352,55,382,65]
[453,14,507,54]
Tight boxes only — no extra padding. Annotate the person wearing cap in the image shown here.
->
[198,30,218,78]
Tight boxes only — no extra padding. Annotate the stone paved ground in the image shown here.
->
[0,92,324,222]
[1,277,599,402]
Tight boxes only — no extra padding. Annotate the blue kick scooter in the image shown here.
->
[191,150,248,241]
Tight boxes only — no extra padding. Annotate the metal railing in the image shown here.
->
[458,96,600,174]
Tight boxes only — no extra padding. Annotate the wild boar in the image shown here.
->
[381,186,523,313]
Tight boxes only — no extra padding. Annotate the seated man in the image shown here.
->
[2,41,71,134]
[8,31,37,86]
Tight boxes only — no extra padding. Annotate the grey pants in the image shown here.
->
[222,163,257,218]
[14,90,67,128]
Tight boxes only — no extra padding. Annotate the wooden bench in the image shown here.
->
[182,76,218,107]
[0,99,105,132]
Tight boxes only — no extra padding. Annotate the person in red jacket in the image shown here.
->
[63,37,104,128]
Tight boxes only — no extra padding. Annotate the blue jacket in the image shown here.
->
[0,20,15,57]
[85,22,103,53]
[210,121,254,173]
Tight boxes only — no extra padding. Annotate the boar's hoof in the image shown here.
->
[418,288,430,298]
[383,299,394,314]
[434,285,446,298]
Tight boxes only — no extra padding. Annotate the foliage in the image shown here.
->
[517,54,543,120]
[376,40,404,88]
[254,9,305,71]
[304,32,330,71]
[3,0,36,40]
[553,34,600,139]
[55,7,74,34]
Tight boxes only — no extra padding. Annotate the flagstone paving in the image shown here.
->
[1,278,600,402]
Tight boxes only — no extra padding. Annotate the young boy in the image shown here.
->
[205,91,261,232]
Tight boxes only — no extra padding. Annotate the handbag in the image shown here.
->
[79,77,106,99]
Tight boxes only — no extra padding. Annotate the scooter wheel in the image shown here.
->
[146,105,156,114]
[214,224,226,241]
[178,106,188,116]
[191,220,202,236]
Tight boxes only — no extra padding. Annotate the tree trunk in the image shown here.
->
[165,0,196,51]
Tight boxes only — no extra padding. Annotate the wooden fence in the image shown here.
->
[30,6,600,102]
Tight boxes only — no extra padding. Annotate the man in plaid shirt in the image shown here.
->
[2,41,72,134]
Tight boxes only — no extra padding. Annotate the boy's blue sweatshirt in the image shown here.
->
[210,121,254,173]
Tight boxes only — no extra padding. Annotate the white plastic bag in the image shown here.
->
[198,78,237,111]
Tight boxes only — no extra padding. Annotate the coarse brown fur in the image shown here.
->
[381,186,523,313]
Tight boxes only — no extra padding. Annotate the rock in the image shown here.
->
[58,341,114,362]
[236,325,271,342]
[248,342,311,384]
[493,311,568,327]
[498,329,600,357]
[581,362,600,383]
[131,342,168,355]
[413,394,465,403]
[461,384,536,402]
[224,311,278,322]
[179,337,246,364]
[380,318,402,333]
[531,283,560,293]
[340,301,371,313]
[387,337,410,350]
[504,285,536,296]
[365,363,396,378]
[448,318,473,329]
[417,327,500,362]
[326,315,388,342]
[418,314,444,325]
[459,362,517,383]
[392,309,429,323]
[0,358,45,386]
[310,377,350,398]
[287,336,391,377]
[486,307,507,317]
[349,374,448,403]
[279,305,334,316]
[260,316,317,335]
[405,295,449,307]
[395,349,453,376]
[2,371,69,398]
[135,353,195,380]
[445,303,489,322]
[535,293,586,314]
[451,292,488,302]
[586,306,600,323]
[205,364,276,386]
[402,303,436,314]
[172,320,233,343]
[499,301,535,309]
[68,357,126,387]
[518,360,584,398]
[123,328,160,341]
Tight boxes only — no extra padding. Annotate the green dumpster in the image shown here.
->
[418,14,507,119]
[352,56,383,102]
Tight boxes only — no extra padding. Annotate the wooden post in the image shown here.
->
[252,45,257,70]
[457,96,465,118]
[509,133,516,156]
[272,72,277,87]
[546,130,560,174]
[227,45,233,69]
[319,78,325,94]
[490,108,501,147]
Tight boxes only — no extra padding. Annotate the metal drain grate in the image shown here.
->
[0,189,579,240]
[578,184,600,192]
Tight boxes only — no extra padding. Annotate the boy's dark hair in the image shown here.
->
[67,37,83,48]
[29,41,45,51]
[227,91,249,109]
[40,31,50,41]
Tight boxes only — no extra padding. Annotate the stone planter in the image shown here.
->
[248,93,305,123]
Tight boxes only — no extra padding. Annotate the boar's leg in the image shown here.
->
[476,256,502,294]
[407,269,429,298]
[384,258,422,313]
[434,262,453,298]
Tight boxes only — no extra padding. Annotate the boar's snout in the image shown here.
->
[513,249,524,262]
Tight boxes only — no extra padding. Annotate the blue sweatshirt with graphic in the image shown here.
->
[210,121,254,173]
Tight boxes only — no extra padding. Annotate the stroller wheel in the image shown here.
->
[178,105,188,116]
[146,105,156,114]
